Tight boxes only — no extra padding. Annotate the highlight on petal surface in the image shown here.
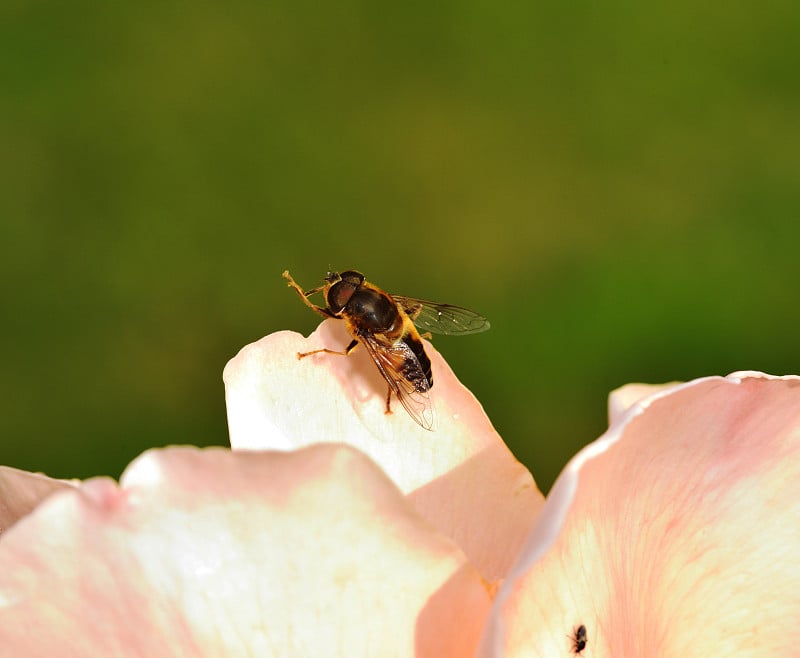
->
[0,466,76,535]
[0,444,492,658]
[480,372,800,657]
[223,321,543,582]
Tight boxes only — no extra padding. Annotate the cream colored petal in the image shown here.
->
[0,445,492,658]
[223,321,543,582]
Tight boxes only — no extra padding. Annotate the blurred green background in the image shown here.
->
[1,1,798,493]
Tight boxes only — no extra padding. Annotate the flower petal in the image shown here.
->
[0,466,76,534]
[0,445,491,657]
[223,321,543,582]
[481,372,800,657]
[607,381,681,424]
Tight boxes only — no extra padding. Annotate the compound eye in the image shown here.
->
[327,281,356,313]
[339,270,365,286]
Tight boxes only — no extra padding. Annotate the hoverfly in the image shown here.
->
[282,269,490,430]
[570,625,587,655]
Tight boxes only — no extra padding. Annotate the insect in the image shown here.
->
[282,269,490,430]
[570,624,587,654]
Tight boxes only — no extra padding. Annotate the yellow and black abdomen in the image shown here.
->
[401,332,433,391]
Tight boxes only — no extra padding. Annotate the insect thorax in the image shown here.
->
[347,288,401,333]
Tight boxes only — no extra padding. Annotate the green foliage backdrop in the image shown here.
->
[2,1,798,491]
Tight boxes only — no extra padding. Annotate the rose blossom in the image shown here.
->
[1,319,798,656]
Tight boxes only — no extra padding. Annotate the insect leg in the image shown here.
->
[384,385,393,414]
[298,339,359,360]
[282,270,335,318]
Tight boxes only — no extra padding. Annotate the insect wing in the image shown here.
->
[392,296,490,336]
[359,335,435,430]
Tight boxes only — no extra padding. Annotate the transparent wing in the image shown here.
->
[359,335,435,430]
[392,295,491,335]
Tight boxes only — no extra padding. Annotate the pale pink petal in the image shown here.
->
[0,444,491,657]
[223,321,543,582]
[607,381,682,424]
[0,466,76,534]
[481,372,800,657]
